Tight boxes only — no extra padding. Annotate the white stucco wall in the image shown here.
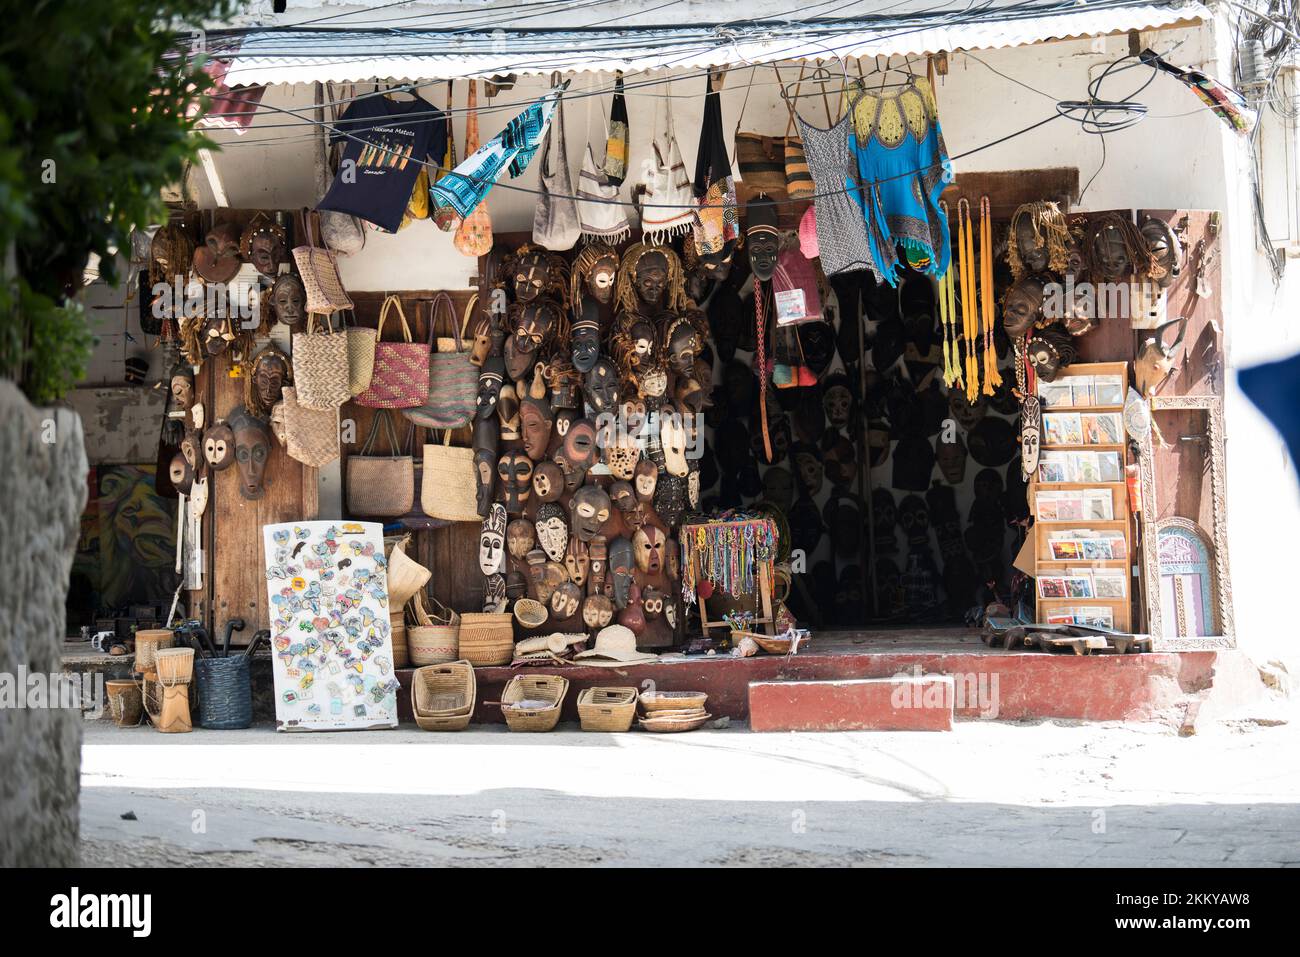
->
[185,16,1298,661]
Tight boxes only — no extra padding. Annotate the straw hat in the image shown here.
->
[573,625,658,665]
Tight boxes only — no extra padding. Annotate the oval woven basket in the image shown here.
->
[639,690,708,713]
[458,612,514,666]
[412,660,476,731]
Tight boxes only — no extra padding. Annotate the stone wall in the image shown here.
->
[0,380,88,866]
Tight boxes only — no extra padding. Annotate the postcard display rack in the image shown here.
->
[1031,361,1134,632]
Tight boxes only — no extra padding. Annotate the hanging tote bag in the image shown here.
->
[403,293,478,429]
[354,295,431,409]
[532,79,581,251]
[343,309,377,396]
[421,430,480,522]
[734,133,787,197]
[292,314,352,411]
[780,65,815,200]
[280,387,341,467]
[347,411,416,517]
[292,209,354,314]
[454,81,494,258]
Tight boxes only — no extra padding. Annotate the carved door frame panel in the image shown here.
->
[1137,394,1235,649]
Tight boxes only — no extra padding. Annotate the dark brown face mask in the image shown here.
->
[608,536,635,608]
[169,452,195,495]
[584,358,620,414]
[497,451,533,515]
[193,222,241,284]
[665,318,701,377]
[569,484,612,542]
[519,395,553,462]
[228,406,271,501]
[1002,276,1046,337]
[561,418,598,472]
[531,460,565,502]
[474,448,497,517]
[270,274,306,327]
[634,251,669,307]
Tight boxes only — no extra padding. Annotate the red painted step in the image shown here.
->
[748,676,955,732]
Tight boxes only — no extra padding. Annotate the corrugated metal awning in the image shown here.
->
[223,2,1209,85]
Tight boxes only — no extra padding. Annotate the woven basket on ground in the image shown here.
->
[639,690,708,713]
[458,612,514,666]
[411,660,476,731]
[500,674,568,732]
[577,686,637,732]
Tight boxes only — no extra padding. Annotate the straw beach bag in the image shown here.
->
[280,387,340,467]
[407,591,459,666]
[421,430,480,521]
[354,295,430,409]
[292,314,351,411]
[346,411,415,517]
[344,310,377,396]
[292,209,354,314]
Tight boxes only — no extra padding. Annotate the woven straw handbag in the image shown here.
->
[292,209,354,314]
[421,429,480,522]
[343,310,377,396]
[280,387,340,467]
[346,411,415,517]
[354,295,431,409]
[292,314,351,411]
[402,293,477,430]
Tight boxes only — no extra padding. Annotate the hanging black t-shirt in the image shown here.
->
[317,94,447,233]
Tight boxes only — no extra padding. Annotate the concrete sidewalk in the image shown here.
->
[78,717,1300,866]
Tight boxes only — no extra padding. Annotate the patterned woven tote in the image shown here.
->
[280,387,340,467]
[402,293,477,429]
[292,209,354,314]
[292,314,351,411]
[453,81,494,258]
[354,295,431,409]
[343,309,377,396]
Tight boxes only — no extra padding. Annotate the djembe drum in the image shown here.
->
[133,628,173,722]
[154,647,195,733]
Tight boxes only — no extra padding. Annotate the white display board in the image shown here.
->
[263,521,400,731]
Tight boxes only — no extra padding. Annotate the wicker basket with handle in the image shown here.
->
[500,674,568,732]
[346,411,414,517]
[411,660,476,731]
[577,686,637,732]
[407,591,459,666]
[420,430,480,522]
[292,314,351,411]
[457,612,514,666]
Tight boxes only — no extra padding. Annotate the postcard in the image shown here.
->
[1038,577,1068,598]
[1044,412,1083,446]
[1097,450,1123,482]
[1070,379,1095,407]
[1038,380,1074,409]
[1083,488,1115,521]
[1064,576,1094,599]
[1093,375,1125,406]
[1038,453,1069,484]
[1081,412,1122,445]
[1093,571,1127,599]
[1050,539,1082,560]
[1080,539,1114,560]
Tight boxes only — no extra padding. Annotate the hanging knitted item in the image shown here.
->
[602,71,630,186]
[577,141,632,243]
[979,196,1002,394]
[637,93,695,242]
[692,71,740,256]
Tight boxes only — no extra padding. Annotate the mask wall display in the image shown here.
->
[1135,317,1188,397]
[245,344,292,419]
[507,518,535,560]
[1025,323,1077,383]
[270,274,306,327]
[240,214,287,279]
[479,504,507,576]
[193,222,242,284]
[532,460,565,502]
[497,451,533,514]
[535,502,570,562]
[608,536,635,608]
[570,484,611,542]
[227,405,271,501]
[203,421,236,471]
[744,195,780,281]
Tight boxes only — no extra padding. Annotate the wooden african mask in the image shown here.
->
[476,356,505,420]
[1019,396,1042,480]
[520,394,553,461]
[228,406,270,501]
[270,274,305,327]
[474,447,497,518]
[193,222,241,284]
[507,519,535,560]
[582,594,613,629]
[634,460,658,502]
[584,358,620,414]
[168,452,194,495]
[497,451,533,514]
[617,582,645,634]
[608,536,635,608]
[203,421,236,471]
[249,345,290,418]
[484,573,508,613]
[497,383,520,440]
[632,525,665,574]
[512,250,548,303]
[241,217,286,278]
[550,581,582,621]
[169,368,195,418]
[180,429,201,471]
[535,502,569,562]
[665,318,701,377]
[565,538,589,587]
[659,406,689,478]
[532,460,565,503]
[1002,276,1045,338]
[480,504,507,576]
[634,250,669,308]
[572,306,602,374]
[569,484,612,542]
[1135,317,1188,398]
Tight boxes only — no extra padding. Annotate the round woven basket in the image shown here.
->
[458,613,514,666]
[512,598,548,631]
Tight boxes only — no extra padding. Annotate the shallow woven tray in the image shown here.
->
[639,690,708,713]
[638,712,713,733]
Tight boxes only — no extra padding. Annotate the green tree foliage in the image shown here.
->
[0,0,232,403]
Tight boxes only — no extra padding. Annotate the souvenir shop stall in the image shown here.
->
[97,31,1239,733]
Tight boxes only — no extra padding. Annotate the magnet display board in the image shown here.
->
[263,521,400,731]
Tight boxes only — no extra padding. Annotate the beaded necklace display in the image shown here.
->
[679,516,777,605]
[979,196,1002,395]
[937,201,962,389]
[755,281,773,461]
[957,199,979,401]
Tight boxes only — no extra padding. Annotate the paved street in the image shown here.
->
[77,716,1300,867]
